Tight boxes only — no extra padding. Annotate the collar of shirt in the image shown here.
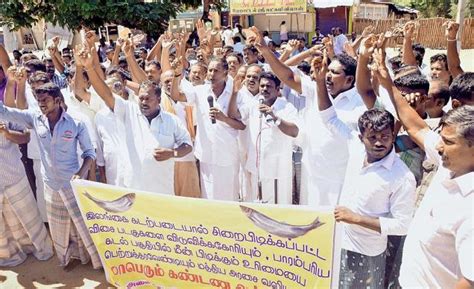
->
[442,171,473,197]
[332,86,358,106]
[137,106,163,124]
[38,108,71,128]
[362,148,396,172]
[207,77,233,100]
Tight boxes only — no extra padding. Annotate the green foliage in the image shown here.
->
[0,0,186,37]
[394,0,473,18]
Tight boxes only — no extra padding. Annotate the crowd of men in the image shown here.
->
[0,19,472,289]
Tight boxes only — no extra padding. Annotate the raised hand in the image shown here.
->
[121,39,134,58]
[14,67,27,84]
[6,66,17,80]
[311,50,328,82]
[285,39,299,52]
[443,20,459,40]
[249,26,265,48]
[403,21,416,39]
[196,20,207,41]
[343,42,357,59]
[232,71,245,94]
[74,44,94,69]
[84,30,97,49]
[361,25,375,38]
[48,45,57,57]
[371,48,390,88]
[171,56,184,74]
[360,34,377,58]
[52,36,61,47]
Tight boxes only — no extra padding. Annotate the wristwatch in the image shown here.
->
[274,117,282,126]
[173,150,178,157]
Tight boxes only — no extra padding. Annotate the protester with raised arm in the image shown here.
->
[372,46,473,289]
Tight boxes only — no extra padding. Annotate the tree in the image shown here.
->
[0,0,184,38]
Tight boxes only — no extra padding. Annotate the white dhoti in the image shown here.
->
[200,162,240,201]
[0,177,53,266]
[249,174,292,204]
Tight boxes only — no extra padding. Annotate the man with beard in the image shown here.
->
[78,49,192,195]
[171,58,245,201]
[229,72,299,204]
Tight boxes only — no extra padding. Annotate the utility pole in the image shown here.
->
[455,0,467,51]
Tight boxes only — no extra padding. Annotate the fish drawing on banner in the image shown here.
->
[240,205,325,239]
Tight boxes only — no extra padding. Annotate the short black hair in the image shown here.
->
[34,82,63,99]
[243,45,258,54]
[106,66,128,81]
[412,43,425,57]
[24,59,46,73]
[393,73,430,94]
[430,82,451,106]
[297,61,311,76]
[430,53,448,71]
[358,108,395,135]
[139,47,148,53]
[29,71,50,84]
[388,56,402,70]
[297,37,306,42]
[146,60,161,70]
[413,50,424,67]
[139,80,161,98]
[449,72,474,103]
[332,53,357,86]
[226,52,243,64]
[259,71,281,88]
[210,57,229,71]
[263,31,269,36]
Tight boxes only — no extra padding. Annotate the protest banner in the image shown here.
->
[72,180,340,289]
[229,0,306,15]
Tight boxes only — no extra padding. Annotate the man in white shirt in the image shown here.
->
[315,60,415,289]
[253,31,366,206]
[172,58,245,201]
[79,51,193,195]
[333,27,349,56]
[222,26,234,46]
[374,60,474,288]
[230,72,299,204]
[233,36,245,54]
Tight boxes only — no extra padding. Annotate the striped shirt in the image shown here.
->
[0,122,26,189]
[52,73,68,89]
[0,102,95,191]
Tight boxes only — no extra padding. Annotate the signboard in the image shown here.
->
[230,0,307,14]
[72,180,340,289]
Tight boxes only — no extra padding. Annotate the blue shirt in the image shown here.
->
[0,102,95,191]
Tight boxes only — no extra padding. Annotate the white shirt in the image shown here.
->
[184,78,243,167]
[240,97,298,179]
[222,29,234,46]
[114,96,192,194]
[167,97,197,162]
[320,106,416,256]
[400,130,473,288]
[298,71,366,206]
[95,108,131,187]
[233,42,245,54]
[334,34,349,55]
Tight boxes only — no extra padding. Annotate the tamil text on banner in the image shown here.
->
[229,0,307,15]
[71,180,340,289]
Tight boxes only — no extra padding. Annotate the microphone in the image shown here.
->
[207,96,216,124]
[258,95,265,119]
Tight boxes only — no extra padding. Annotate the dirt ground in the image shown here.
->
[1,48,472,289]
[0,255,110,289]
